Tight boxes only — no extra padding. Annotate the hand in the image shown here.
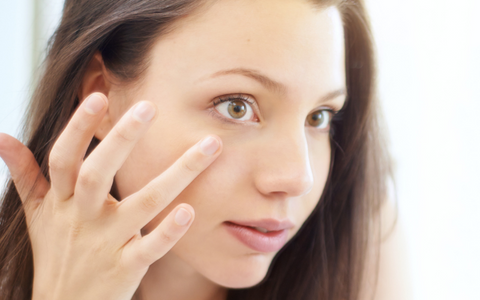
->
[0,92,223,300]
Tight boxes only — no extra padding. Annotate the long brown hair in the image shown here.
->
[0,0,390,299]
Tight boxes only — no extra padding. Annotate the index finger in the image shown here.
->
[116,135,222,233]
[48,93,108,200]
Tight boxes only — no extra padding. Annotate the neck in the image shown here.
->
[135,251,228,300]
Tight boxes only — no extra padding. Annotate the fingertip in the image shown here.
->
[0,132,13,145]
[0,133,8,152]
[0,133,20,157]
[174,204,195,226]
[90,92,109,104]
[132,101,157,123]
[210,134,223,155]
[199,135,223,156]
[213,135,223,153]
[84,93,108,115]
[180,203,195,216]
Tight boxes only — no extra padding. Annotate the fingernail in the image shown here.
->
[199,136,219,156]
[84,94,105,115]
[175,208,192,226]
[133,102,156,123]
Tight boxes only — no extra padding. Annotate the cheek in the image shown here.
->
[148,139,253,234]
[112,125,208,232]
[312,140,331,192]
[113,128,332,234]
[298,137,331,220]
[113,126,251,235]
[114,140,181,200]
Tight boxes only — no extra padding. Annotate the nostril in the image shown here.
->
[255,171,314,198]
[252,136,316,198]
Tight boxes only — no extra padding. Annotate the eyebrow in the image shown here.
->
[203,67,347,103]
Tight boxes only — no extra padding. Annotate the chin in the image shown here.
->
[212,270,268,289]
[202,254,273,289]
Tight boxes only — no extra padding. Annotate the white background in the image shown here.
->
[1,1,479,299]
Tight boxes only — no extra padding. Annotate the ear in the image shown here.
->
[78,51,113,141]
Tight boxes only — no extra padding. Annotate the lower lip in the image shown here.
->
[223,222,289,253]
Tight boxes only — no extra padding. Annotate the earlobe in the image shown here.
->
[93,113,112,141]
[78,51,113,141]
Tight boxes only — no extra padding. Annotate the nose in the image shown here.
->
[253,128,315,198]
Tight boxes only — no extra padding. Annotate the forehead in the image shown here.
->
[147,0,345,98]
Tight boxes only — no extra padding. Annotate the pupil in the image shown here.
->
[228,101,246,119]
[308,111,324,127]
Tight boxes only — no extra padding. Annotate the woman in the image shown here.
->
[0,0,402,299]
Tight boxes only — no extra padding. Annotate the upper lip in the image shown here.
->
[227,218,295,231]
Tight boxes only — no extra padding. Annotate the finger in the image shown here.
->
[122,204,194,269]
[49,93,108,200]
[74,101,156,217]
[116,135,221,233]
[0,133,49,221]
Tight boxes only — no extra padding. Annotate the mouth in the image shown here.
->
[223,220,293,253]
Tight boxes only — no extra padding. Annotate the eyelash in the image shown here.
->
[211,94,259,124]
[210,93,339,131]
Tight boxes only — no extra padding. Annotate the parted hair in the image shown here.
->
[0,0,391,299]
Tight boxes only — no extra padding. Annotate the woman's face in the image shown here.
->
[105,0,346,288]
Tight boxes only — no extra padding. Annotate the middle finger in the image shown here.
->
[74,101,157,218]
[116,135,222,234]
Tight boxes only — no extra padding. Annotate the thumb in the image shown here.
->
[0,133,49,221]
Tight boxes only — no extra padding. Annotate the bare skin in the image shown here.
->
[0,0,411,300]
[0,98,223,300]
[1,0,345,299]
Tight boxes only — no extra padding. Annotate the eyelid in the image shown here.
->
[210,93,341,128]
[212,94,259,110]
[310,105,341,115]
[211,94,260,124]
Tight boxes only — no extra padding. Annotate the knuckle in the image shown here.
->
[158,230,175,245]
[48,147,70,172]
[77,166,104,188]
[135,246,157,266]
[139,188,164,212]
[113,124,136,142]
[68,221,85,240]
[181,152,202,173]
[118,237,145,271]
[90,238,108,255]
[70,117,91,133]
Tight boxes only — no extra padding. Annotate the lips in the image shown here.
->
[223,219,294,253]
[227,219,295,231]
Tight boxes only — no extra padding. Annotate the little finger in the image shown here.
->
[122,204,194,269]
